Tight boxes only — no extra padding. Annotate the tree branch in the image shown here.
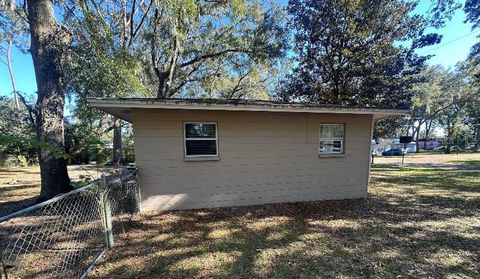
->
[228,69,251,99]
[129,0,153,46]
[180,48,252,68]
[16,91,36,127]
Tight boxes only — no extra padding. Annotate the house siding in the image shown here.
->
[132,109,373,212]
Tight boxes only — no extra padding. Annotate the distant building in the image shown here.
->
[417,138,442,150]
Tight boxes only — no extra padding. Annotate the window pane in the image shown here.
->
[185,123,216,138]
[185,140,217,156]
[320,124,344,138]
[319,140,342,153]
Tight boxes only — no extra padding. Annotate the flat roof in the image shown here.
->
[87,98,408,122]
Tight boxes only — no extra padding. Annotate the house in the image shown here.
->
[417,138,442,150]
[88,98,407,212]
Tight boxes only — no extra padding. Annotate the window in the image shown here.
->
[319,124,344,154]
[184,122,218,157]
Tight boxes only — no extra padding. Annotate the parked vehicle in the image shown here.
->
[405,143,417,153]
[382,148,403,156]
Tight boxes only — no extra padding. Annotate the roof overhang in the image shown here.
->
[87,98,408,123]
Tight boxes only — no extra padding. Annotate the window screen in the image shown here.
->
[184,123,218,157]
[319,124,344,154]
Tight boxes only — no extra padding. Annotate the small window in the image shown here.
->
[184,122,218,157]
[319,124,344,154]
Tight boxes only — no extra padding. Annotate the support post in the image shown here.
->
[100,177,114,249]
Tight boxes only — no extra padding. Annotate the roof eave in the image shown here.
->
[87,98,408,122]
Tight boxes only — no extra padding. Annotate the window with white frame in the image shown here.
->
[184,122,218,157]
[319,124,344,154]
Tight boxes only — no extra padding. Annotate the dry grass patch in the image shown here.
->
[0,165,116,216]
[83,155,478,278]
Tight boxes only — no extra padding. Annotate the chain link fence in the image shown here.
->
[0,170,139,279]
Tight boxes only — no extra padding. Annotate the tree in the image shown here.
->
[144,0,287,99]
[463,100,480,149]
[408,66,445,151]
[435,68,475,153]
[62,0,150,165]
[281,0,445,108]
[24,0,73,199]
[0,2,29,109]
[458,58,480,149]
[465,0,480,61]
[61,0,287,165]
[372,117,404,139]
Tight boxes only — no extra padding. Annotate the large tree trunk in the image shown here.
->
[27,0,72,200]
[112,117,123,165]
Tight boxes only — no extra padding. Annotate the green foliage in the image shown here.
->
[465,0,480,75]
[144,0,288,98]
[373,116,404,139]
[70,174,93,189]
[63,0,149,163]
[64,115,111,164]
[0,2,29,60]
[465,0,480,29]
[374,63,480,141]
[0,97,36,165]
[0,134,72,167]
[281,0,444,108]
[56,0,289,167]
[62,0,287,101]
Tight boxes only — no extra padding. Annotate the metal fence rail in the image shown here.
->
[0,170,139,279]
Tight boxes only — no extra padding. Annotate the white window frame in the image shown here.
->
[319,124,345,155]
[183,122,219,158]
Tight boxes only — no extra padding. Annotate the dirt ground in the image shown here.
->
[88,154,479,278]
[0,165,114,216]
[1,153,478,217]
[1,153,479,278]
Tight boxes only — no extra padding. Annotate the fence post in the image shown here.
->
[134,170,141,214]
[100,176,114,249]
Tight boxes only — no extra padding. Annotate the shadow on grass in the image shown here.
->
[0,168,41,174]
[0,197,38,217]
[372,166,480,194]
[448,159,480,166]
[91,163,480,279]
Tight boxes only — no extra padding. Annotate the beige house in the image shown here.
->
[88,98,406,212]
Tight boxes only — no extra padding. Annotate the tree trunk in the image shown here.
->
[7,39,19,110]
[425,120,433,139]
[27,0,72,200]
[424,120,433,150]
[476,124,480,149]
[445,120,452,154]
[112,117,123,165]
[414,122,421,153]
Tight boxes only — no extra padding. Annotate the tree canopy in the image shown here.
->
[280,0,446,108]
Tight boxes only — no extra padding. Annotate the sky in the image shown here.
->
[0,0,478,100]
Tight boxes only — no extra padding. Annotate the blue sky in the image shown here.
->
[0,0,478,99]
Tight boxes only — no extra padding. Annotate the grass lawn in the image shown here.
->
[90,154,480,279]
